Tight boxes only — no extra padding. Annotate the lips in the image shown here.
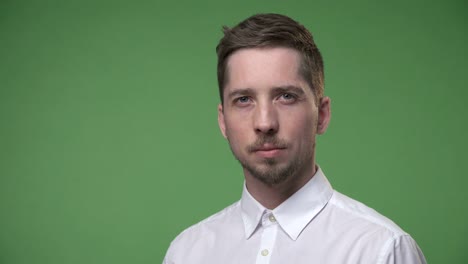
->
[254,144,284,151]
[253,144,286,158]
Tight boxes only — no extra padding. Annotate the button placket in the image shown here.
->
[255,212,278,264]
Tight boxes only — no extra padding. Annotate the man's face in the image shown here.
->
[218,47,330,185]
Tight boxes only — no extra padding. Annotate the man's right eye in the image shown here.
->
[236,96,250,104]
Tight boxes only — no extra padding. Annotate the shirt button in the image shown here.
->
[269,215,276,222]
[261,249,269,256]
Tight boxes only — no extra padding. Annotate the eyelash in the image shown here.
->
[235,96,251,104]
[279,93,296,100]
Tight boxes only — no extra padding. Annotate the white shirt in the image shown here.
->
[163,168,426,264]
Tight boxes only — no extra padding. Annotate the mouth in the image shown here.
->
[252,144,286,158]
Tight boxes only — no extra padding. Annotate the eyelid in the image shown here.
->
[278,92,297,99]
[235,95,249,101]
[232,95,252,105]
[275,92,299,104]
[228,88,254,101]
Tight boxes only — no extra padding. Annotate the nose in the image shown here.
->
[253,102,279,135]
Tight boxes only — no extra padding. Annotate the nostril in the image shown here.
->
[255,126,278,135]
[266,128,276,135]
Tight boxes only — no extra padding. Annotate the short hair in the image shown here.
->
[216,13,325,104]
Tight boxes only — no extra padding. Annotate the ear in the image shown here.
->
[218,103,228,139]
[317,96,331,134]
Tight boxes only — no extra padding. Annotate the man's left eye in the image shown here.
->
[280,93,296,100]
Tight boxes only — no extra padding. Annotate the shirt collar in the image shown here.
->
[240,167,334,241]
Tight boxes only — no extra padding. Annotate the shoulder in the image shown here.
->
[175,200,240,240]
[164,201,242,261]
[327,191,426,263]
[329,190,407,236]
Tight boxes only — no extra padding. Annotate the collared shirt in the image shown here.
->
[163,168,426,264]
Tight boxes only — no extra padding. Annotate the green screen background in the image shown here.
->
[1,0,467,263]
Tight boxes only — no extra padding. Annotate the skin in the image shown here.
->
[218,47,331,209]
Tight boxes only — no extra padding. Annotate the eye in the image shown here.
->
[233,96,252,106]
[238,96,250,103]
[278,93,297,103]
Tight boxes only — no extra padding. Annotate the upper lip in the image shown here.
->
[254,144,285,151]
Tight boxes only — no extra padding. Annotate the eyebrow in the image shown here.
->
[271,85,305,96]
[226,88,255,100]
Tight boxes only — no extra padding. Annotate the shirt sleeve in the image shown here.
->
[377,235,427,264]
[162,243,175,264]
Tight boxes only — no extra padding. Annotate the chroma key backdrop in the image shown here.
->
[1,1,467,263]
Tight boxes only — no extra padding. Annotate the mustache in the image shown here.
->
[247,136,290,153]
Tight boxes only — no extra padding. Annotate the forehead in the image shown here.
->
[225,47,306,92]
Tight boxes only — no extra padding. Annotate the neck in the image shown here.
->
[244,161,316,210]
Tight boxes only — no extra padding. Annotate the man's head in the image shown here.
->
[216,13,324,105]
[216,14,330,186]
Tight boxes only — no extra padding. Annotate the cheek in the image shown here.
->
[225,116,250,144]
[282,110,317,139]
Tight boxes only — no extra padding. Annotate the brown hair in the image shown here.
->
[216,13,324,104]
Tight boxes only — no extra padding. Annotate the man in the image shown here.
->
[163,13,426,264]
